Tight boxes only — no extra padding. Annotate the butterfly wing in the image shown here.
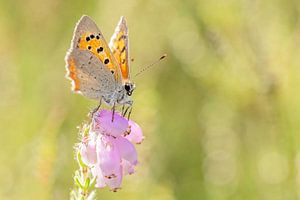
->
[65,15,123,99]
[109,16,130,82]
[68,15,122,83]
[65,48,116,100]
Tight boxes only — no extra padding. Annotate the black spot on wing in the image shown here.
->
[118,35,126,41]
[104,58,109,64]
[97,47,103,53]
[120,46,126,53]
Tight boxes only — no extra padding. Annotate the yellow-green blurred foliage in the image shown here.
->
[1,0,300,199]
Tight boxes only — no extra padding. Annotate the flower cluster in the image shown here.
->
[79,110,144,192]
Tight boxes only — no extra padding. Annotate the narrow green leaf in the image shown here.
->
[74,176,84,189]
[84,177,91,189]
[77,151,87,168]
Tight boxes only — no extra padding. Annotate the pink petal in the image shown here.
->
[96,135,122,180]
[125,120,144,144]
[80,141,97,165]
[114,137,138,165]
[104,166,123,191]
[122,159,135,175]
[88,130,98,141]
[93,110,128,137]
[91,165,106,188]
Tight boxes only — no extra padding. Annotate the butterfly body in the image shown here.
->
[65,15,134,106]
[102,83,134,106]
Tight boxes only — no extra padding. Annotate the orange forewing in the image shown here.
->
[77,32,121,81]
[109,17,130,82]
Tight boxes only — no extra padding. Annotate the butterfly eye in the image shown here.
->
[125,84,133,96]
[124,84,130,92]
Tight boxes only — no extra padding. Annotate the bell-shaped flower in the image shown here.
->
[92,110,128,137]
[79,109,144,191]
[80,140,97,165]
[124,120,144,144]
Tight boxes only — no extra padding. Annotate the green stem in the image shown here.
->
[70,124,96,200]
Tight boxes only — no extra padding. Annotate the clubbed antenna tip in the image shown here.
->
[134,53,167,77]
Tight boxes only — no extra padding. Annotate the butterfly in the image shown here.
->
[65,15,134,112]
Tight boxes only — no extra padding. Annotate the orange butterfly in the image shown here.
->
[65,15,134,110]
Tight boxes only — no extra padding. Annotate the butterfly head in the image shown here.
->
[124,82,135,96]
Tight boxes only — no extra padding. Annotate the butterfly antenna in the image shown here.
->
[134,54,167,77]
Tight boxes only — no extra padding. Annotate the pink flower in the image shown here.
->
[80,110,143,191]
[92,110,128,137]
[80,140,97,165]
[125,120,144,144]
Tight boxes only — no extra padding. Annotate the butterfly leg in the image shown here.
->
[123,106,130,117]
[127,106,133,120]
[89,98,102,118]
[111,103,116,122]
[121,104,125,116]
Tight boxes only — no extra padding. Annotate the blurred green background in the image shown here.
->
[1,0,300,199]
